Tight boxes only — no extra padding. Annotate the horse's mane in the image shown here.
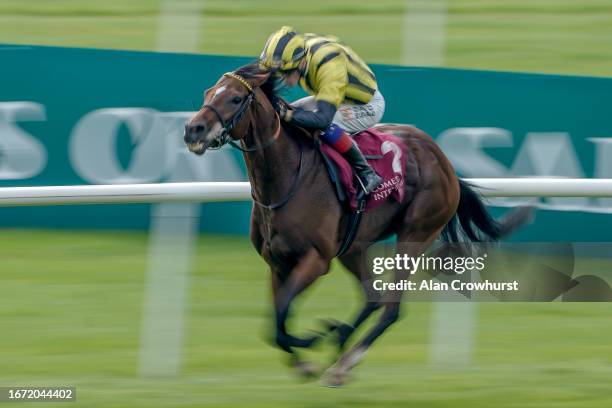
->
[234,62,282,108]
[233,62,312,140]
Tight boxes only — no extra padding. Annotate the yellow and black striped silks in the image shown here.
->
[260,27,378,107]
[300,33,378,107]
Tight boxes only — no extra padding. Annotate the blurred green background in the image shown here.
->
[1,1,612,407]
[0,0,611,76]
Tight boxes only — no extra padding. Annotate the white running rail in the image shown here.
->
[0,179,612,206]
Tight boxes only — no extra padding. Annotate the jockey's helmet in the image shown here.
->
[260,26,306,72]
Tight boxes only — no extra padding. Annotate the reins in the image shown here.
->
[204,71,303,210]
[227,113,282,153]
[251,136,304,210]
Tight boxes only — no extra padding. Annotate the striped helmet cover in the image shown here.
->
[260,26,307,71]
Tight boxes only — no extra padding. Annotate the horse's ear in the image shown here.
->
[249,72,271,87]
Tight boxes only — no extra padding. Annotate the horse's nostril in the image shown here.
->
[184,122,208,144]
[187,123,206,134]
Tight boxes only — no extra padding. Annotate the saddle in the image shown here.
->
[317,127,408,211]
[314,127,409,256]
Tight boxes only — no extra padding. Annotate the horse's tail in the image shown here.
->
[441,179,534,243]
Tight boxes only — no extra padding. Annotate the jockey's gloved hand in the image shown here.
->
[278,103,293,122]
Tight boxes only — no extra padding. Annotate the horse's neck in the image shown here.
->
[242,109,301,205]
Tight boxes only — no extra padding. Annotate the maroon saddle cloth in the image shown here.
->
[320,128,408,211]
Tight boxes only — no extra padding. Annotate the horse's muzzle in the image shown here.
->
[184,122,208,155]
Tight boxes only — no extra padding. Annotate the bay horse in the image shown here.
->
[184,62,530,386]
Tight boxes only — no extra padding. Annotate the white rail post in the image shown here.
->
[402,0,447,66]
[139,0,207,378]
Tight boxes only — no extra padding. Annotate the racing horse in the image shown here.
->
[183,62,530,386]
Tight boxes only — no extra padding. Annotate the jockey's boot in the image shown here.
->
[343,140,383,194]
[321,123,383,194]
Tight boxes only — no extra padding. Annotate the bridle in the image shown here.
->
[202,72,281,152]
[201,71,304,210]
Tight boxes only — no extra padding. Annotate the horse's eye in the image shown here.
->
[231,96,242,104]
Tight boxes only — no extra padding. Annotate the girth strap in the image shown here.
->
[313,137,366,257]
[335,194,366,257]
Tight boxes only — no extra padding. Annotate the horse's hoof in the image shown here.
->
[319,318,342,332]
[293,360,320,379]
[320,366,347,388]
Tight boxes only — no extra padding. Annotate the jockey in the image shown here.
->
[259,26,384,194]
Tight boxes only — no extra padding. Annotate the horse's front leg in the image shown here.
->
[271,248,330,377]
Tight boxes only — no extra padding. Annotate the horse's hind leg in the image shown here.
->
[321,231,441,387]
[322,185,457,386]
[329,249,384,352]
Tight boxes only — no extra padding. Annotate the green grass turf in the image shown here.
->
[1,229,612,407]
[0,0,611,76]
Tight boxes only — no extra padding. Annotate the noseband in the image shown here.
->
[202,72,280,152]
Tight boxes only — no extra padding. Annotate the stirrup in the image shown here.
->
[355,173,382,196]
[355,175,368,195]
